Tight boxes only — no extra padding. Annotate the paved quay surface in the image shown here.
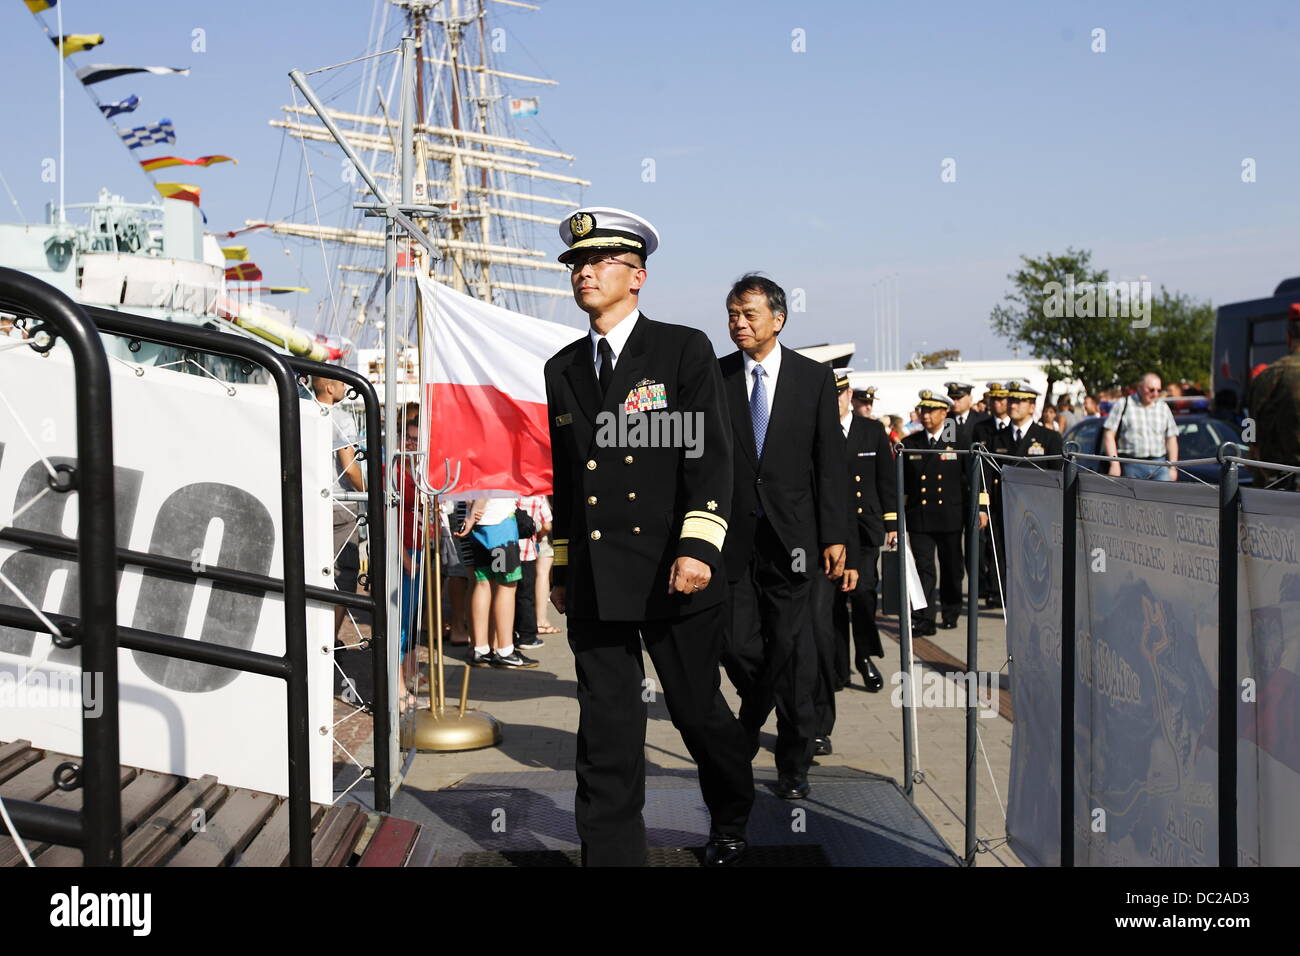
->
[334,602,1023,867]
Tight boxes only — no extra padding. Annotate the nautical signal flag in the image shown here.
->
[24,0,57,12]
[52,34,104,57]
[509,97,539,117]
[260,287,309,295]
[221,246,249,261]
[119,118,176,150]
[139,155,236,172]
[225,263,263,282]
[76,64,189,86]
[99,94,139,119]
[154,183,200,206]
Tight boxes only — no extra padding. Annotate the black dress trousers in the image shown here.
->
[809,568,839,738]
[722,518,818,778]
[910,531,963,622]
[847,545,884,662]
[567,601,755,867]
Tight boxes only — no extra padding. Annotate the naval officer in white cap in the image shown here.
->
[543,207,754,866]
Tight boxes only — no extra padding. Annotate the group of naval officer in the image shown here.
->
[541,204,1058,867]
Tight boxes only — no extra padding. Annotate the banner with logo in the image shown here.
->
[1004,468,1300,867]
[0,343,336,802]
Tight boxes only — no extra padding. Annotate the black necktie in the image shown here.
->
[1014,428,1021,443]
[929,436,938,449]
[597,338,614,396]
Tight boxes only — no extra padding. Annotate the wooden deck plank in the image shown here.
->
[166,789,278,867]
[0,741,41,783]
[0,753,72,802]
[310,803,365,868]
[121,775,225,867]
[233,800,325,868]
[357,816,421,868]
[33,769,179,867]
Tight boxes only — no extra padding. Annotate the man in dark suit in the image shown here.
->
[718,274,848,801]
[985,381,1063,598]
[544,207,754,867]
[808,375,897,751]
[900,390,988,636]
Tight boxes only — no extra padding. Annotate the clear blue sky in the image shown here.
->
[4,0,1299,364]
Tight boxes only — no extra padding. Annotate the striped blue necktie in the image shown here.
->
[751,365,769,458]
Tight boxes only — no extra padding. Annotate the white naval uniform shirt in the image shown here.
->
[742,344,783,419]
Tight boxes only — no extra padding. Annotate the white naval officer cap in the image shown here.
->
[916,389,954,410]
[558,206,660,264]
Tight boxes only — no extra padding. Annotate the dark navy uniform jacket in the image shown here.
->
[544,314,732,622]
[845,414,898,561]
[900,428,983,534]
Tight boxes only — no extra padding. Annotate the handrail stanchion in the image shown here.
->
[288,358,390,815]
[1059,449,1079,867]
[1217,449,1240,867]
[894,444,914,800]
[964,447,982,866]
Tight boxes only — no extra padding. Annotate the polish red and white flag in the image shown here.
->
[419,275,584,498]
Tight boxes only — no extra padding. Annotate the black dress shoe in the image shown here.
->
[775,774,810,800]
[703,836,747,867]
[813,736,832,756]
[858,658,884,693]
[938,617,958,630]
[913,618,937,637]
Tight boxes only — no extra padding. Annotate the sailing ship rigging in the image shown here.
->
[257,0,587,352]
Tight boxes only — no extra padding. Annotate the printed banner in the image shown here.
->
[0,342,336,802]
[1004,468,1300,866]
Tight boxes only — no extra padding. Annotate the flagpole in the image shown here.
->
[56,0,65,223]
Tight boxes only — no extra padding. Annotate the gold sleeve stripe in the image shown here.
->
[553,538,568,567]
[978,492,990,506]
[684,509,728,532]
[883,512,897,520]
[681,514,726,551]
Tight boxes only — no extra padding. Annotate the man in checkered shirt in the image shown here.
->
[1101,372,1180,481]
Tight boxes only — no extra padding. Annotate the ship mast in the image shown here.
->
[257,0,584,346]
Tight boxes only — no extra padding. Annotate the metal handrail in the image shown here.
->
[284,354,391,815]
[0,268,122,866]
[85,305,314,865]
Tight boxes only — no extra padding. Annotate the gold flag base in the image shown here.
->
[401,707,501,752]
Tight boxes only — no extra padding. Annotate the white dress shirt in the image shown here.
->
[925,424,946,444]
[840,410,853,438]
[742,344,783,419]
[589,307,640,377]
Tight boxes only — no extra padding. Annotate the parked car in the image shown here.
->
[1062,398,1250,484]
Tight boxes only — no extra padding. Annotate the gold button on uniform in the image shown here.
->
[632,527,641,535]
[855,491,862,498]
[586,459,597,471]
[587,495,598,505]
[590,530,601,541]
[857,507,864,514]
[854,475,861,483]
[921,499,927,505]
[627,492,636,501]
[624,455,634,464]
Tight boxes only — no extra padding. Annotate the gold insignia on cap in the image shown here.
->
[706,500,718,512]
[921,390,932,400]
[570,212,594,238]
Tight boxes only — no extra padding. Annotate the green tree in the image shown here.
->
[989,249,1213,395]
[1118,287,1214,389]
